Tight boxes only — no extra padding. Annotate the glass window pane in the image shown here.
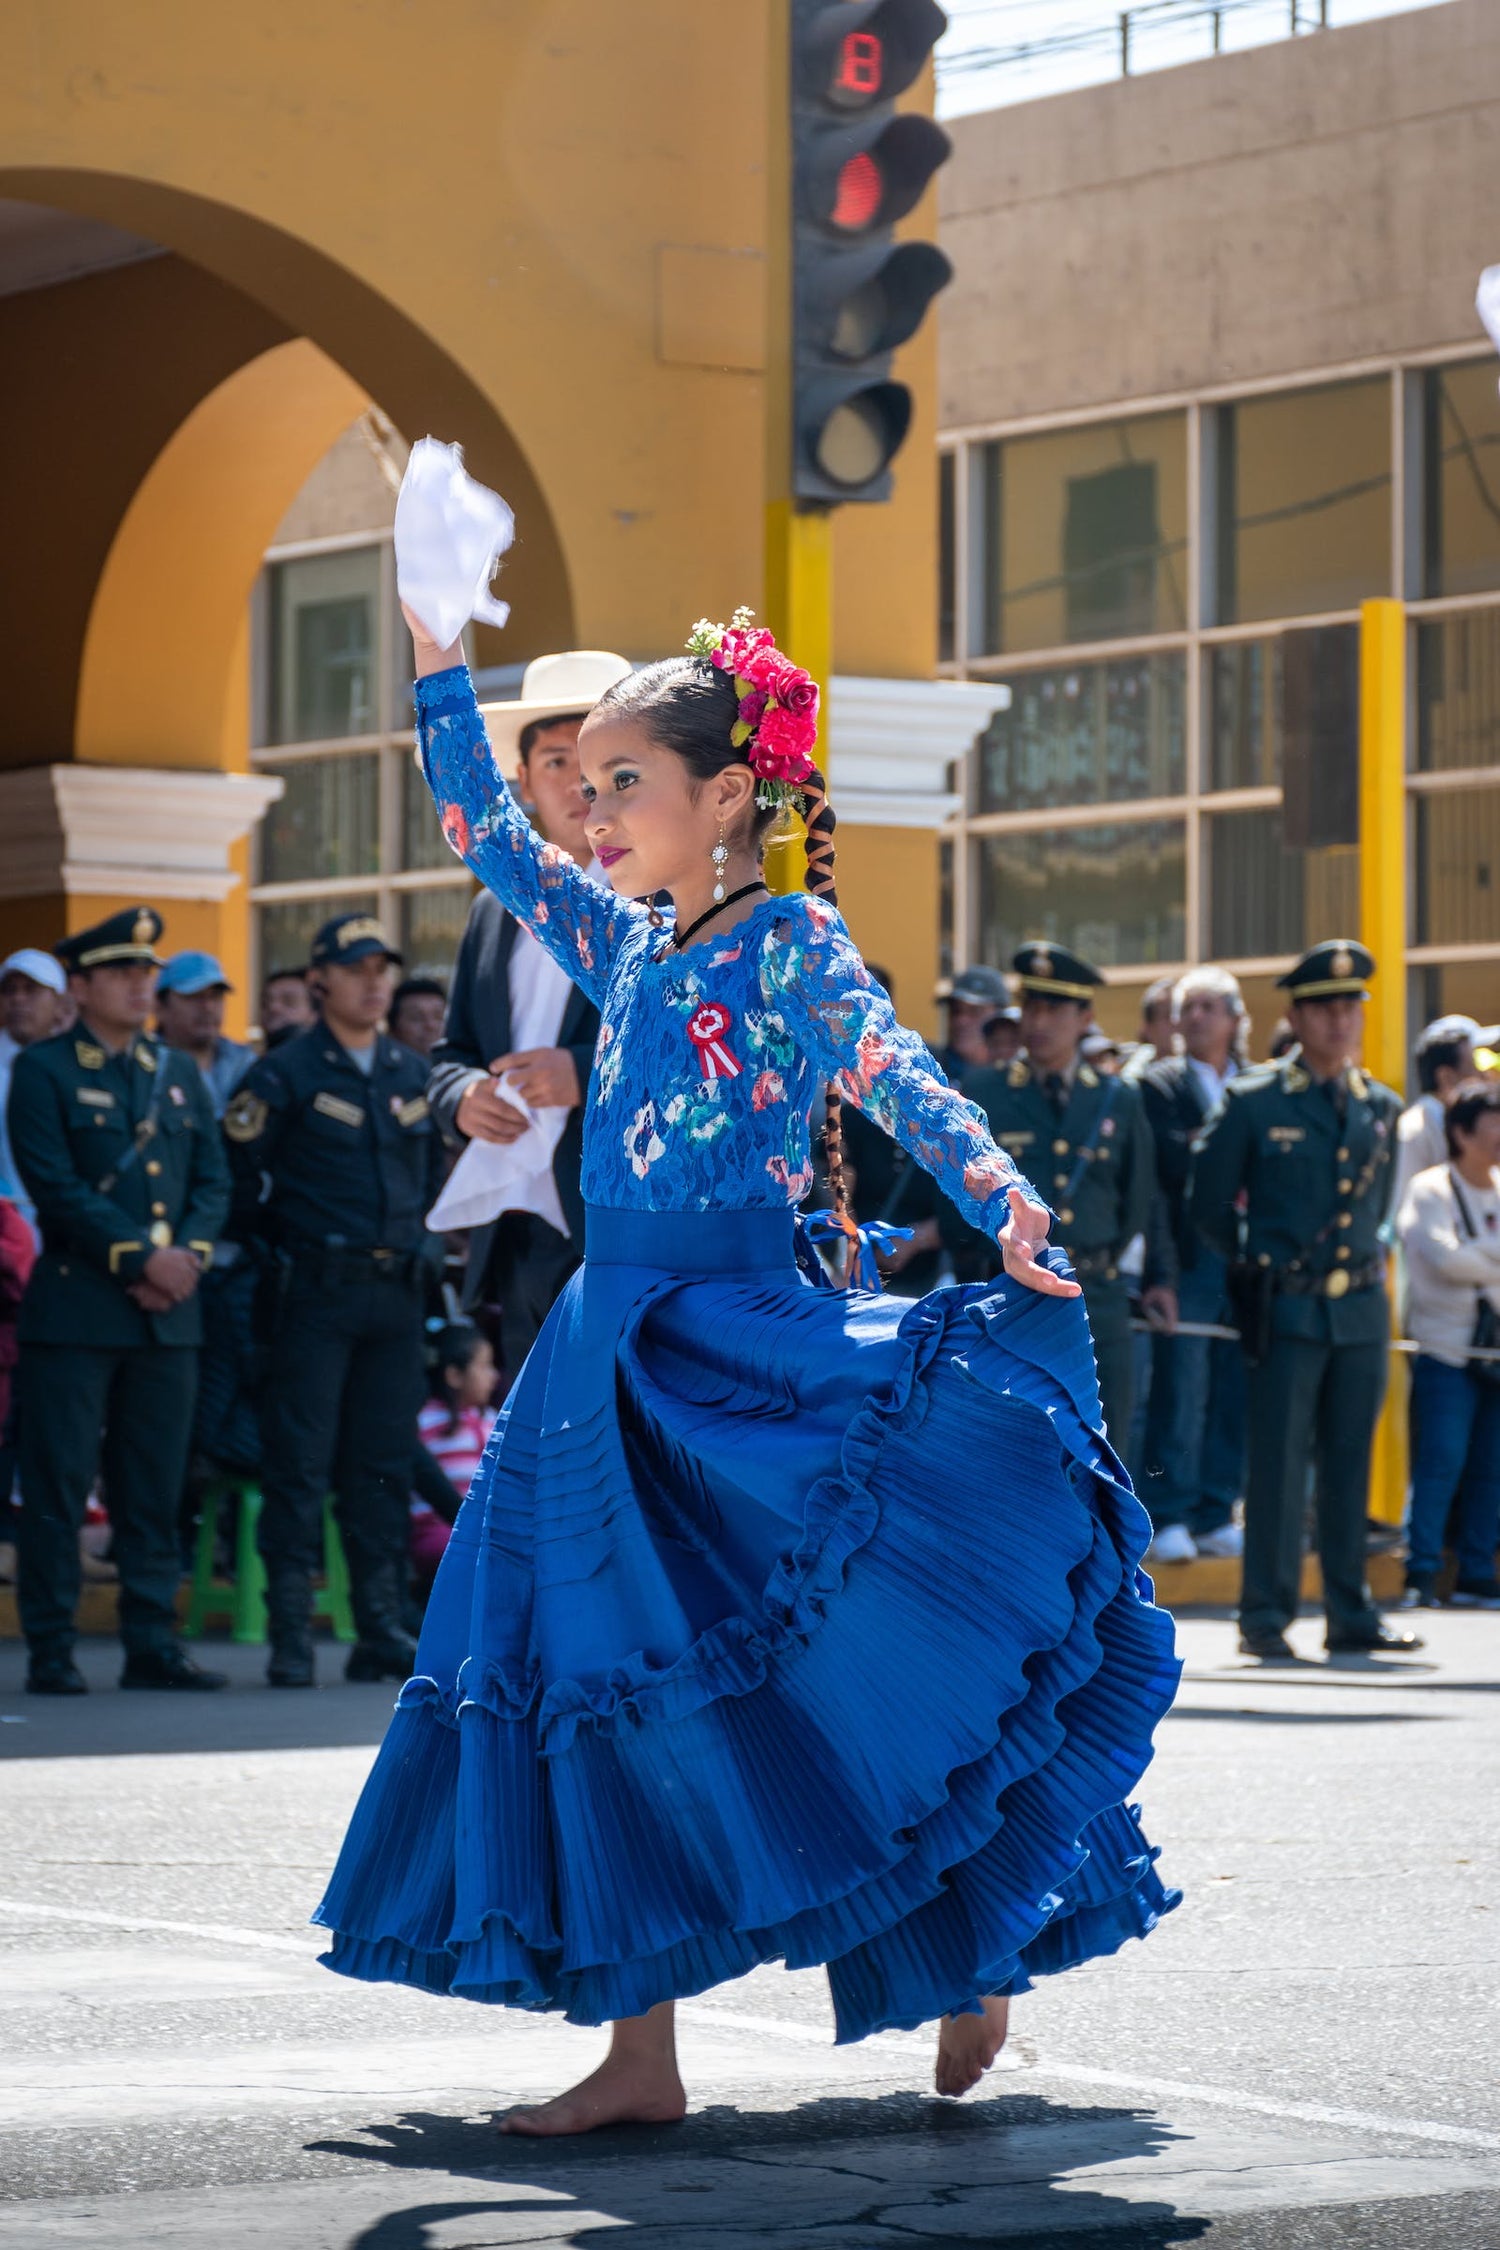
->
[1416,789,1500,946]
[399,884,475,982]
[1412,960,1500,1038]
[1416,614,1500,773]
[402,750,456,871]
[257,892,378,978]
[977,820,1185,968]
[1208,640,1282,788]
[1206,807,1359,959]
[260,753,379,883]
[1208,628,1359,845]
[269,547,382,743]
[973,414,1188,655]
[1216,380,1391,624]
[1423,361,1500,599]
[938,452,956,663]
[978,653,1184,813]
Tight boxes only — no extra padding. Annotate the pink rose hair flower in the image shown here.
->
[686,607,819,803]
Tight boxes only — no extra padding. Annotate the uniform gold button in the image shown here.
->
[151,1201,167,1217]
[1336,1246,1351,1260]
[1052,1138,1069,1155]
[1338,1180,1352,1194]
[1059,1208,1075,1225]
[1337,1147,1349,1161]
[1055,1174,1068,1188]
[1337,1212,1352,1228]
[145,1160,162,1176]
[1258,1252,1272,1266]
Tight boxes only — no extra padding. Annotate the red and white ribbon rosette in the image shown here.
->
[686,1001,741,1081]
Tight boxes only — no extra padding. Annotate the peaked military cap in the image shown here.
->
[309,913,403,969]
[54,906,164,974]
[936,964,1010,1008]
[1012,941,1103,1003]
[1276,939,1373,1000]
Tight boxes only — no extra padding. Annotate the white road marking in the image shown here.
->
[4,1897,1497,2158]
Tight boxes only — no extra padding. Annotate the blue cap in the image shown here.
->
[157,951,233,997]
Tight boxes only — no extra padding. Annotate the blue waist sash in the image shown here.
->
[585,1204,796,1274]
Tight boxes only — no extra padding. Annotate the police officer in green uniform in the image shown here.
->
[225,914,444,1689]
[1189,940,1419,1661]
[10,908,230,1696]
[962,943,1157,1450]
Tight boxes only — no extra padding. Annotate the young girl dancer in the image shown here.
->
[316,599,1181,2135]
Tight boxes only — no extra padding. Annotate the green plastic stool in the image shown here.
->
[183,1483,356,1644]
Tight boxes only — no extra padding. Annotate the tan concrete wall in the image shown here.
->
[940,0,1500,428]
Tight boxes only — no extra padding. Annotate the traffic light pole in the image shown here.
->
[764,0,826,892]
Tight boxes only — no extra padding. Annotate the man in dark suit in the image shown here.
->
[427,650,630,1374]
[1138,967,1249,1563]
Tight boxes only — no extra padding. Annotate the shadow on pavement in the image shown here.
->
[0,1638,395,1758]
[309,2095,1211,2249]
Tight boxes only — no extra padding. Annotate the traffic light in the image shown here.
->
[790,0,953,505]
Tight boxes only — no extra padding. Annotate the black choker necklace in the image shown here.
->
[668,880,768,954]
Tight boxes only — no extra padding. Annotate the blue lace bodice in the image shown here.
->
[416,667,1037,1233]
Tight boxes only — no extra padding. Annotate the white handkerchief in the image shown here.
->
[1477,267,1500,372]
[426,1073,570,1238]
[395,438,516,650]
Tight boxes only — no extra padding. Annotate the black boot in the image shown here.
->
[345,1558,418,1684]
[265,1572,316,1689]
[26,1650,88,1696]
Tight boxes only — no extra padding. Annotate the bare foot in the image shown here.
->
[934,1997,1010,2098]
[500,2053,687,2138]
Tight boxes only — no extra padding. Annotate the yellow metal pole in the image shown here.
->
[1359,596,1408,1528]
[761,0,831,896]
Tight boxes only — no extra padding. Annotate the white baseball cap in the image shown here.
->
[1416,1013,1500,1053]
[0,948,67,996]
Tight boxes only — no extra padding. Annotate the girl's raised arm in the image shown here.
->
[759,895,1080,1299]
[410,620,644,1007]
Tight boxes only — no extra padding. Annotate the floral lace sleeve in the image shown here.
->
[757,894,1045,1238]
[415,665,645,1007]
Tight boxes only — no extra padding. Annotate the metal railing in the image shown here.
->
[940,0,1332,94]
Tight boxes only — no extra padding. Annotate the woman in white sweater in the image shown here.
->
[1396,1078,1500,1609]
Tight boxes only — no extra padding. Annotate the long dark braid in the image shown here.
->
[800,765,858,1261]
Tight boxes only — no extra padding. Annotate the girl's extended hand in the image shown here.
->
[998,1186,1082,1299]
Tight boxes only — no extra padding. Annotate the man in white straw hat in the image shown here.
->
[427,649,632,1372]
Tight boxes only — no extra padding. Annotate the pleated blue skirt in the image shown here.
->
[314,1205,1181,2043]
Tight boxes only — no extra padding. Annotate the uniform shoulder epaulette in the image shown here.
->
[1227,1062,1280,1096]
[1006,1059,1029,1089]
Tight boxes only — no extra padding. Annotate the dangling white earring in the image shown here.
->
[711,821,728,904]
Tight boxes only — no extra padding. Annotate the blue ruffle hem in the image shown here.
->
[314,1206,1181,2042]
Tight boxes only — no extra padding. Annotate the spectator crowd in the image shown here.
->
[0,650,1496,1691]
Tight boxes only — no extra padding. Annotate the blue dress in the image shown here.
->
[314,666,1181,2043]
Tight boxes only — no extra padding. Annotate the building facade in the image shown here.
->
[938,0,1500,1060]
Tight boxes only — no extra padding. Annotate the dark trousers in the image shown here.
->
[1081,1274,1134,1457]
[256,1272,425,1624]
[16,1343,198,1659]
[1242,1334,1385,1638]
[1147,1251,1247,1534]
[1407,1354,1500,1584]
[485,1212,580,1377]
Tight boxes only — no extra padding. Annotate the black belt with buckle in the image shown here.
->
[1070,1248,1122,1283]
[288,1243,421,1289]
[1276,1258,1383,1300]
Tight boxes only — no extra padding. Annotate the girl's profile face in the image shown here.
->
[578,711,751,902]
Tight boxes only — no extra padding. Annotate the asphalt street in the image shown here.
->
[0,1610,1496,2249]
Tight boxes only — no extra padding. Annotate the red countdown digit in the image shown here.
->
[835,31,884,101]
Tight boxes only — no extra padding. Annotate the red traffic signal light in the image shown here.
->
[799,0,950,111]
[791,0,952,505]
